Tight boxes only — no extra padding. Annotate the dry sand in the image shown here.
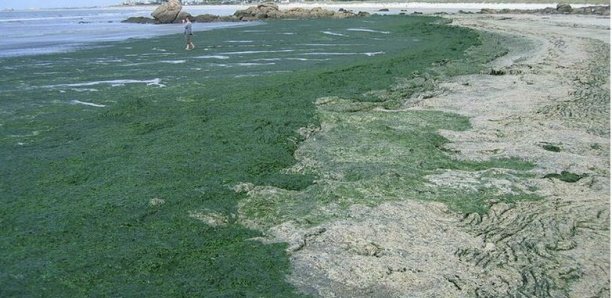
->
[255,13,610,297]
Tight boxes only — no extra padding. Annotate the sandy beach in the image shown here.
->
[264,11,610,297]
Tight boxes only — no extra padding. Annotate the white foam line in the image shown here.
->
[252,57,331,62]
[234,70,291,78]
[218,50,295,55]
[322,31,346,37]
[235,74,260,78]
[253,58,282,62]
[302,44,335,46]
[236,62,276,66]
[286,58,331,61]
[347,28,391,34]
[160,60,187,64]
[302,52,358,56]
[46,78,165,88]
[196,55,230,59]
[302,52,385,57]
[225,40,254,43]
[94,59,124,63]
[70,100,106,108]
[71,88,99,92]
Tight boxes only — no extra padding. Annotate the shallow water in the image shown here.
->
[0,7,256,58]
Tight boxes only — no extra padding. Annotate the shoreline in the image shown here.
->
[5,2,608,13]
[271,12,610,297]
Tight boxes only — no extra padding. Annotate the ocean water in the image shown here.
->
[0,6,252,58]
[1,3,583,58]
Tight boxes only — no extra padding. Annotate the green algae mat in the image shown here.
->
[1,16,535,296]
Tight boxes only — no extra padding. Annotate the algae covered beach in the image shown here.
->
[1,5,610,298]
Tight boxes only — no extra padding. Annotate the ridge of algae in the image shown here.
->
[238,30,539,230]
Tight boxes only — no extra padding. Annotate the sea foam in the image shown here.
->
[347,28,391,34]
[70,100,106,108]
[45,78,165,88]
[196,55,230,59]
[321,31,346,37]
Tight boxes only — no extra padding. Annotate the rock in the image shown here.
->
[235,3,279,19]
[556,3,573,13]
[378,8,389,12]
[234,4,364,20]
[480,8,498,14]
[193,13,220,23]
[127,2,375,24]
[307,7,335,18]
[174,11,192,23]
[151,0,182,24]
[197,14,233,22]
[568,5,610,15]
[477,4,608,15]
[122,16,156,24]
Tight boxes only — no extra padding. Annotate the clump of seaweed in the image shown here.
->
[544,171,585,182]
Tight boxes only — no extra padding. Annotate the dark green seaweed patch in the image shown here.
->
[544,171,585,182]
[0,16,523,296]
[542,143,562,152]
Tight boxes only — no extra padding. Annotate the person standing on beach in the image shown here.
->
[183,18,195,50]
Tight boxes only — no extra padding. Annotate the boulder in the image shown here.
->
[234,3,279,19]
[309,7,335,18]
[122,16,156,24]
[234,4,363,20]
[174,11,192,23]
[193,14,220,22]
[479,8,498,14]
[151,0,182,24]
[573,5,610,15]
[556,3,573,13]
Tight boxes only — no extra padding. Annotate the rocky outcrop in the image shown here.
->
[151,0,182,24]
[556,3,573,13]
[233,3,369,20]
[174,11,192,23]
[124,3,370,24]
[122,16,157,24]
[192,14,236,23]
[477,4,610,16]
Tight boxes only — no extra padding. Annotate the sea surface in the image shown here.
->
[0,6,252,58]
[0,3,577,58]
